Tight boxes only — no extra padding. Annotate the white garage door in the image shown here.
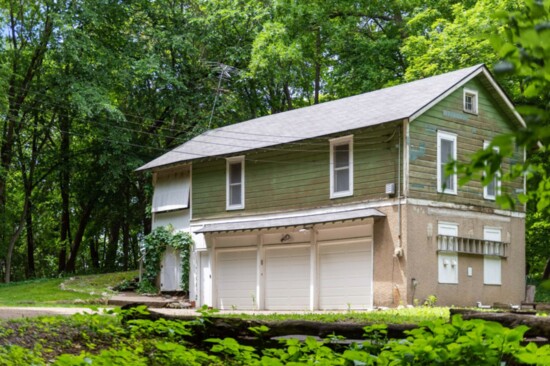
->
[216,249,257,310]
[265,245,310,310]
[319,238,372,310]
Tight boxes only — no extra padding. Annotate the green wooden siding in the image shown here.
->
[408,77,524,209]
[192,123,401,220]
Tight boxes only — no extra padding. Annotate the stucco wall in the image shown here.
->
[404,203,525,307]
[372,204,407,307]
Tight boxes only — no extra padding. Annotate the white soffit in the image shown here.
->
[195,208,385,233]
[152,171,190,213]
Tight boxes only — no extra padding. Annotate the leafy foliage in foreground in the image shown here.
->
[1,309,550,365]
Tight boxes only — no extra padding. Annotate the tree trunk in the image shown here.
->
[124,309,416,345]
[104,222,121,270]
[283,82,293,110]
[58,112,71,273]
[122,220,130,271]
[542,257,550,280]
[25,200,35,278]
[90,237,100,269]
[314,26,321,105]
[4,200,29,283]
[451,309,550,339]
[66,201,94,273]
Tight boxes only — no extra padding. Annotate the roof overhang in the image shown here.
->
[195,208,385,234]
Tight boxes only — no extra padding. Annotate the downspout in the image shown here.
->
[394,122,405,258]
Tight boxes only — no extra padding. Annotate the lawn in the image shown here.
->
[0,271,138,307]
[223,306,451,324]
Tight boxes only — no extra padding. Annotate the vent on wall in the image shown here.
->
[385,183,396,195]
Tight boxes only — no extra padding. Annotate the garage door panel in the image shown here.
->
[265,246,310,310]
[319,239,372,310]
[217,250,257,310]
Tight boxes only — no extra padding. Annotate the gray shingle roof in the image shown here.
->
[138,64,486,171]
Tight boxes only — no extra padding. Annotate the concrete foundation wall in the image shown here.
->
[372,205,407,307]
[404,203,525,307]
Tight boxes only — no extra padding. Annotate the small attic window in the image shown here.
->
[463,88,478,114]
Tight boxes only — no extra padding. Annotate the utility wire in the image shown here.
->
[6,100,399,155]
[2,79,397,142]
[9,114,400,170]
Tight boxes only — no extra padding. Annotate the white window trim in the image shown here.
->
[463,88,478,115]
[483,141,501,200]
[437,131,457,195]
[483,227,502,285]
[329,135,354,199]
[226,156,245,210]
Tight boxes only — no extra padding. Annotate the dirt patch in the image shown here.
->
[0,317,115,360]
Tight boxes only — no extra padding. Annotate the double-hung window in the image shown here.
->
[330,135,353,198]
[437,131,457,194]
[226,156,244,210]
[463,88,478,114]
[483,141,500,200]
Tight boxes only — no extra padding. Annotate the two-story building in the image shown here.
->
[138,64,526,310]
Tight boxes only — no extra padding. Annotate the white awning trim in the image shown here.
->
[152,171,190,213]
[195,208,385,233]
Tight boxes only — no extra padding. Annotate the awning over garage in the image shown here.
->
[195,208,385,233]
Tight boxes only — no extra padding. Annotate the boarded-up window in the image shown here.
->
[438,222,459,284]
[152,171,190,213]
[484,227,502,285]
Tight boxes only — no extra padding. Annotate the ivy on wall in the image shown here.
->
[140,226,193,293]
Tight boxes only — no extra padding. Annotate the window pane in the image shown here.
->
[465,95,473,111]
[334,144,349,168]
[335,168,349,192]
[486,176,497,197]
[440,139,453,164]
[229,162,242,184]
[440,138,454,191]
[230,184,242,206]
[440,165,454,191]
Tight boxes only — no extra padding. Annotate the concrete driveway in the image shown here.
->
[0,307,104,319]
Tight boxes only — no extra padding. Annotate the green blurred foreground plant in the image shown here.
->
[1,309,550,365]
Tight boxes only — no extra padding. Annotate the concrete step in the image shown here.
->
[107,292,193,309]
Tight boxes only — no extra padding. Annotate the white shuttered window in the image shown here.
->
[152,171,190,213]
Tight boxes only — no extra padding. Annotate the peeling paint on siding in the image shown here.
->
[443,110,469,121]
[410,142,426,161]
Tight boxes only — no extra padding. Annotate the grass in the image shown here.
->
[222,307,451,325]
[61,270,138,295]
[535,282,550,303]
[0,271,138,307]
